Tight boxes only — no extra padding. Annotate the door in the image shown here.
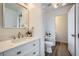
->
[68,5,76,56]
[76,4,79,56]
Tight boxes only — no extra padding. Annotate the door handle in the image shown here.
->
[33,52,36,54]
[71,34,76,37]
[78,33,79,38]
[17,51,21,55]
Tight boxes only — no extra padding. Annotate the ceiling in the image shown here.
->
[42,3,74,9]
[42,3,74,16]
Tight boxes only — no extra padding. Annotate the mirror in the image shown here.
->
[3,3,28,28]
[0,3,3,28]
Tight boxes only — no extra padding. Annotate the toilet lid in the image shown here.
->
[45,36,55,41]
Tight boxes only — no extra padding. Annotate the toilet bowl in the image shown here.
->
[45,41,54,53]
[45,32,56,53]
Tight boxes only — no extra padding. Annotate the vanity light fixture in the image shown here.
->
[51,3,67,8]
[52,3,58,8]
[24,3,34,9]
[28,3,34,9]
[62,3,67,6]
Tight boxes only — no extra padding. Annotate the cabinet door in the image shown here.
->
[24,48,39,56]
[39,37,45,56]
[0,53,3,56]
[4,48,18,56]
[17,40,40,56]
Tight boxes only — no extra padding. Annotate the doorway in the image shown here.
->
[55,14,68,43]
[53,14,70,56]
[53,4,76,56]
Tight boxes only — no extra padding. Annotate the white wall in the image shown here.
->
[29,3,45,56]
[42,10,56,35]
[42,11,48,33]
[29,4,45,37]
[46,15,55,33]
[55,14,68,43]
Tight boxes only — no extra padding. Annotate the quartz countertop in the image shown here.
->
[0,37,40,53]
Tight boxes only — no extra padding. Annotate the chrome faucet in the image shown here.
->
[17,32,22,38]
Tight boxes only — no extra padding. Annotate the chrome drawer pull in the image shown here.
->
[17,51,21,55]
[33,44,36,46]
[33,52,36,54]
[71,34,76,37]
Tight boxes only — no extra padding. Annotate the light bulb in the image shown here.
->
[52,3,58,8]
[62,3,67,6]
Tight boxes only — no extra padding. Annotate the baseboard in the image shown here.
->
[56,41,68,44]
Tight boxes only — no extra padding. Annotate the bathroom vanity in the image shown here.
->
[0,3,45,56]
[0,37,43,56]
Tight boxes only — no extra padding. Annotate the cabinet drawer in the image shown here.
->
[36,52,40,56]
[4,48,18,56]
[17,40,39,56]
[24,48,39,56]
[4,40,39,56]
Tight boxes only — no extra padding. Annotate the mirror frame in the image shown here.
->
[2,3,29,29]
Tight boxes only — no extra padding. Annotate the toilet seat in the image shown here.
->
[45,41,53,46]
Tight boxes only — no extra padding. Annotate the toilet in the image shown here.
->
[45,33,56,53]
[45,41,54,53]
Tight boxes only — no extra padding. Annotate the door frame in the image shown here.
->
[74,4,76,56]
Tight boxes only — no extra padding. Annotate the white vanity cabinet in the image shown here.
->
[3,47,18,56]
[24,48,39,56]
[3,39,40,56]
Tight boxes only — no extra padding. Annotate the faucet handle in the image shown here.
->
[18,32,24,38]
[17,32,21,38]
[21,34,24,38]
[12,35,16,40]
[18,32,21,35]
